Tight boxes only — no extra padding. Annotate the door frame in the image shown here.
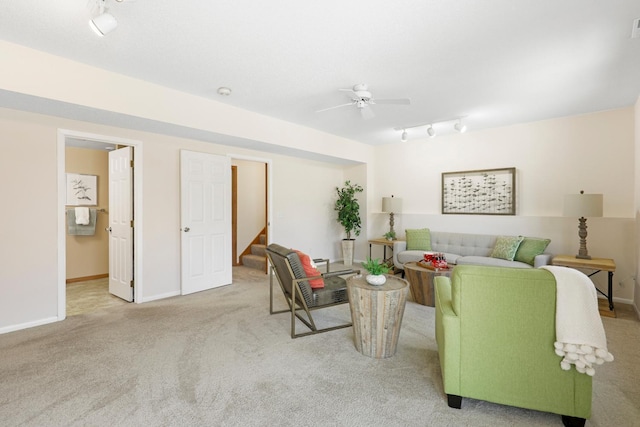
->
[57,129,144,320]
[228,154,272,251]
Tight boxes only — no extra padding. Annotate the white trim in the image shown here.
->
[141,291,181,303]
[228,153,272,245]
[58,129,144,323]
[0,317,59,335]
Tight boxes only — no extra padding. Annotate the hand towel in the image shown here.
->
[75,207,90,225]
[540,265,614,376]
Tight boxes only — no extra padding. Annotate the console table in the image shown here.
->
[551,255,615,311]
[346,275,409,358]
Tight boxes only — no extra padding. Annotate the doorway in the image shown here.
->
[230,155,270,272]
[57,129,143,320]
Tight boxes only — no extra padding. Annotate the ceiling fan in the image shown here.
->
[317,84,411,119]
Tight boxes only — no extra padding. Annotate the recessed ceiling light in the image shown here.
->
[217,87,232,96]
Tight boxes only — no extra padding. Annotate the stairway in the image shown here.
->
[241,233,267,271]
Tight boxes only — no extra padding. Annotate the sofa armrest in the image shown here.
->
[533,252,553,267]
[392,240,408,270]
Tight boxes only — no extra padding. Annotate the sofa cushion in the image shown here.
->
[514,237,551,266]
[490,235,524,261]
[406,228,432,251]
[456,255,533,269]
[430,232,496,257]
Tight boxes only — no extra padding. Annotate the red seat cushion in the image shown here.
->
[294,250,325,289]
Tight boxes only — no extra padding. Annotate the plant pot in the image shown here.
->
[366,274,386,286]
[341,239,354,267]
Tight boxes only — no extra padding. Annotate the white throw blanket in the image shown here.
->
[540,265,614,376]
[75,207,90,225]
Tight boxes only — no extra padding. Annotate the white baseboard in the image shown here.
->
[140,291,180,303]
[0,316,59,335]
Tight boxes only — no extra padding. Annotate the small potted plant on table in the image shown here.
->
[361,257,391,286]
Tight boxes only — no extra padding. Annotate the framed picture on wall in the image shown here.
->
[66,173,97,206]
[442,167,516,215]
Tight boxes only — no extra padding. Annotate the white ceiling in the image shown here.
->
[1,0,640,147]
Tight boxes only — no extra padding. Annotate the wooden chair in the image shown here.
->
[266,243,359,338]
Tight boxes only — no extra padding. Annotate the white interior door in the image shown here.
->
[108,146,134,302]
[181,150,232,295]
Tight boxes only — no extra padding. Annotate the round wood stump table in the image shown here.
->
[346,275,409,359]
[403,261,452,307]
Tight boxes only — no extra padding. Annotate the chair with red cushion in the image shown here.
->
[266,243,360,338]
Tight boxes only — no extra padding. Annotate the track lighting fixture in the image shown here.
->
[395,116,468,141]
[454,119,467,133]
[90,0,117,36]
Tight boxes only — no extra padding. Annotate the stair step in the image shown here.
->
[251,243,266,257]
[242,254,267,271]
[259,234,266,245]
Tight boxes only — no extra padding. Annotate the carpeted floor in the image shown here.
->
[66,277,129,316]
[1,266,639,427]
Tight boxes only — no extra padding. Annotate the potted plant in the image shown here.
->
[383,230,396,241]
[334,180,363,266]
[361,257,391,285]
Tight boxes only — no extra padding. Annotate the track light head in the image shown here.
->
[454,120,467,133]
[401,129,408,142]
[426,125,436,138]
[90,11,117,36]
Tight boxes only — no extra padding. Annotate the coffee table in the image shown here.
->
[403,261,452,307]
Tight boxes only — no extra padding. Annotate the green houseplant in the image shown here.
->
[361,257,390,285]
[334,180,363,266]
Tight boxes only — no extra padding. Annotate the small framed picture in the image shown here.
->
[66,173,97,206]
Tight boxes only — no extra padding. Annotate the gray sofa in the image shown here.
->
[392,231,552,272]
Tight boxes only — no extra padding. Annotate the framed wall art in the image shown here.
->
[66,173,97,206]
[442,167,515,215]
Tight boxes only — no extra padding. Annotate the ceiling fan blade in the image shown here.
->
[316,102,353,113]
[372,98,411,105]
[360,106,375,120]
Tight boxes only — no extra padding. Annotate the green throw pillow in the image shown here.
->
[406,228,431,251]
[490,235,524,261]
[514,237,551,266]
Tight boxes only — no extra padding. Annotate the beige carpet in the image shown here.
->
[1,266,638,427]
[66,278,129,316]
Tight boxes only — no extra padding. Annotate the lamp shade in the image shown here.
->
[563,193,603,218]
[382,196,402,213]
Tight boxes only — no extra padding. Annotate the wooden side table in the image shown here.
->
[551,255,616,311]
[403,261,452,307]
[346,275,409,358]
[368,238,403,268]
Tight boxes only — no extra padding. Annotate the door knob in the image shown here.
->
[182,227,190,232]
[106,227,112,233]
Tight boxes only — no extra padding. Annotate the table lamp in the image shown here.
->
[563,191,603,259]
[382,195,402,239]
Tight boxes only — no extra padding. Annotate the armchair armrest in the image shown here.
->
[313,258,330,272]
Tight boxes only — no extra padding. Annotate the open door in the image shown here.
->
[180,150,232,295]
[108,146,134,302]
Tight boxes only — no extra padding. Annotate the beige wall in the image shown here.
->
[65,147,109,280]
[0,107,356,332]
[372,107,636,303]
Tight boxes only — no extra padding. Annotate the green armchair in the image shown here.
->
[435,265,592,427]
